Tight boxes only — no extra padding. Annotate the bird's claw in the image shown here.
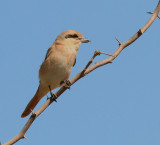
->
[49,85,57,102]
[50,92,57,102]
[61,80,71,90]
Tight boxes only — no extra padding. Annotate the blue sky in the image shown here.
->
[0,0,160,145]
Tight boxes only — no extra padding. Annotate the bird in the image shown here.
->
[21,30,90,118]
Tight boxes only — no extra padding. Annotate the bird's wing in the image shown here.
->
[44,47,52,60]
[73,58,76,67]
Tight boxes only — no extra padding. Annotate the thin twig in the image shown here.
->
[115,37,122,45]
[81,50,100,74]
[82,50,114,75]
[99,51,114,57]
[23,136,29,140]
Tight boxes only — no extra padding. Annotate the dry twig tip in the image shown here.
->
[115,37,122,45]
[24,136,29,140]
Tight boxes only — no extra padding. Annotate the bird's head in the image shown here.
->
[55,30,90,51]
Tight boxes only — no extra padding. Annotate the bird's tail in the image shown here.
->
[21,85,48,118]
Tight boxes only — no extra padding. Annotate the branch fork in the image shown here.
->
[147,11,160,19]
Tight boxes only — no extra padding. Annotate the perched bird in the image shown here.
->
[21,30,90,118]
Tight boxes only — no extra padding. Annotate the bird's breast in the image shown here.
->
[39,47,77,89]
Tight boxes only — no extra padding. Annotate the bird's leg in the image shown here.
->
[48,85,57,102]
[60,80,71,90]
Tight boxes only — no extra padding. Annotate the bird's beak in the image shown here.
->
[80,38,91,43]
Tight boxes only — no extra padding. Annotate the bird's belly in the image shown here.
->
[39,58,72,90]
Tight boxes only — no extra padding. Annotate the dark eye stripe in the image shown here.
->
[72,34,78,38]
[65,34,78,39]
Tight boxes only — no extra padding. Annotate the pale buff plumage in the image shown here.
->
[21,30,90,118]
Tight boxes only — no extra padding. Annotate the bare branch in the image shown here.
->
[147,11,160,19]
[3,1,160,145]
[81,50,100,74]
[115,37,122,46]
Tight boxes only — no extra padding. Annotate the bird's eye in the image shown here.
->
[65,34,78,39]
[72,34,78,38]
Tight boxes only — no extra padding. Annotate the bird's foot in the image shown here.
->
[50,92,57,102]
[60,80,71,90]
[48,85,57,102]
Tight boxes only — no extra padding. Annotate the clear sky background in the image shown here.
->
[0,0,160,145]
